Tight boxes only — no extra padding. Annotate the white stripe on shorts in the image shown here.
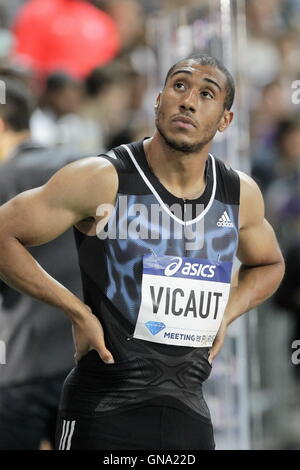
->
[65,420,76,450]
[59,419,76,450]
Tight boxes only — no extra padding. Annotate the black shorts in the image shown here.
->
[55,402,215,450]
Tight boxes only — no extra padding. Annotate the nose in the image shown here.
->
[179,89,197,114]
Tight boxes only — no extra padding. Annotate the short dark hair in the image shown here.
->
[45,72,80,93]
[276,118,300,147]
[85,61,137,97]
[0,78,33,131]
[164,54,235,111]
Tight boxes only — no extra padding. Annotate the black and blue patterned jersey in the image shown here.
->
[60,139,240,422]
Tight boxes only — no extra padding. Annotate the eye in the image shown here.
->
[174,82,185,90]
[201,91,213,99]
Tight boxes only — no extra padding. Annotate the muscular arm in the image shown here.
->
[224,171,285,326]
[0,156,118,322]
[209,171,285,361]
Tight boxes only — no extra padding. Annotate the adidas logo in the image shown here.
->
[217,211,234,228]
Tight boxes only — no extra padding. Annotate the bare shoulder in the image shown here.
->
[43,155,118,215]
[47,155,118,187]
[236,170,265,230]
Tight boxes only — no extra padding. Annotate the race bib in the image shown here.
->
[133,254,233,347]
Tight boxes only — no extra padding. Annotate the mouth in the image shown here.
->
[171,115,197,128]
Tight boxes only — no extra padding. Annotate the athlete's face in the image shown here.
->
[155,61,233,153]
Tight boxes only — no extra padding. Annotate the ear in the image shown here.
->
[218,110,234,133]
[155,92,162,110]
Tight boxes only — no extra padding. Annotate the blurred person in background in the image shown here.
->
[30,71,103,154]
[80,60,149,150]
[275,195,300,383]
[246,0,286,37]
[79,62,131,151]
[94,0,145,56]
[247,1,300,250]
[247,0,300,171]
[276,31,300,80]
[243,0,300,449]
[251,81,290,191]
[0,78,32,164]
[0,62,35,92]
[0,78,84,450]
[264,118,300,247]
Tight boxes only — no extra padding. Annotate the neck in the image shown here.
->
[0,131,30,162]
[143,130,212,200]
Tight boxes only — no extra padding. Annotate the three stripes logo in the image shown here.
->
[59,419,76,450]
[217,211,234,228]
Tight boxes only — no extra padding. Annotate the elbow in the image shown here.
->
[0,232,19,259]
[274,255,286,290]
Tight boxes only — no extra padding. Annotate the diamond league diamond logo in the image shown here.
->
[145,321,166,335]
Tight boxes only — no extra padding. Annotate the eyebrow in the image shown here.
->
[170,70,222,92]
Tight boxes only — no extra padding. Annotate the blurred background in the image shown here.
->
[0,0,300,450]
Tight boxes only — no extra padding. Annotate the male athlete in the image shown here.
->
[0,55,285,450]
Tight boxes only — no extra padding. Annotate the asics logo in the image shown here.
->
[164,257,216,278]
[164,257,183,276]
